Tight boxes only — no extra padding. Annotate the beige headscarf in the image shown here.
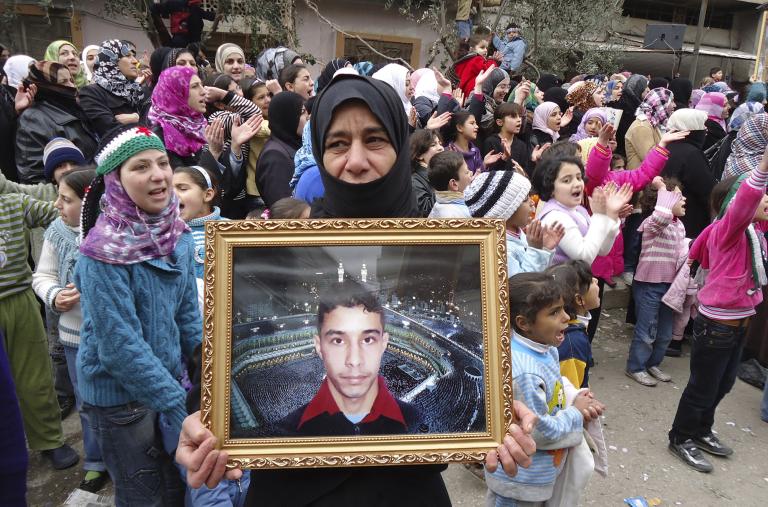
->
[214,43,245,75]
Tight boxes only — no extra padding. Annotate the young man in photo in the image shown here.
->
[278,282,427,436]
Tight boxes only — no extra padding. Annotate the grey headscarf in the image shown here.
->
[624,75,649,107]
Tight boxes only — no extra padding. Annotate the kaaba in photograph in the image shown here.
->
[228,243,486,439]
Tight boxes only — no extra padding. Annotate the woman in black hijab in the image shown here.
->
[669,78,693,111]
[315,58,351,93]
[309,73,417,218]
[255,91,307,207]
[613,74,649,156]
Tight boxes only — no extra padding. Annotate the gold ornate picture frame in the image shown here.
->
[201,219,513,469]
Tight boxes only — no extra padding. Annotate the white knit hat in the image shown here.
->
[464,171,532,220]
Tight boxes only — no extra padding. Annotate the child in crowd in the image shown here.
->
[31,168,109,492]
[450,33,497,98]
[549,260,601,388]
[173,165,227,279]
[444,111,502,174]
[669,150,768,472]
[75,125,201,504]
[483,102,529,174]
[410,129,443,217]
[269,197,311,219]
[464,170,562,276]
[611,153,626,172]
[43,138,87,184]
[536,156,632,266]
[625,176,686,387]
[427,151,473,218]
[486,272,604,506]
[0,190,77,470]
[661,237,697,357]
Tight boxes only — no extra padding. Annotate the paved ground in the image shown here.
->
[27,308,768,506]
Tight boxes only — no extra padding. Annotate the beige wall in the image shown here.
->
[77,1,153,54]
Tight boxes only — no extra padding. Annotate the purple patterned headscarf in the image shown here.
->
[570,108,607,142]
[79,171,188,264]
[636,88,674,128]
[689,89,705,108]
[148,66,207,157]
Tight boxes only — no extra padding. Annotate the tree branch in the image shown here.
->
[302,0,413,70]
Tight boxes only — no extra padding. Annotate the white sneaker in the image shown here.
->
[620,272,634,285]
[648,366,672,382]
[625,370,657,386]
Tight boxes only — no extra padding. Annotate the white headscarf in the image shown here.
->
[81,44,100,82]
[667,109,707,132]
[414,68,440,105]
[3,55,35,89]
[372,63,412,116]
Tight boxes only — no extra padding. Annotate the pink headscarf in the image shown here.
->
[695,92,727,131]
[532,101,561,142]
[410,68,430,90]
[148,66,208,157]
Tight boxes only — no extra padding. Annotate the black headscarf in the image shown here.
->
[310,74,416,218]
[649,77,669,90]
[669,78,693,110]
[27,61,86,122]
[537,74,562,92]
[543,87,568,114]
[316,58,351,93]
[267,91,304,150]
[149,47,172,87]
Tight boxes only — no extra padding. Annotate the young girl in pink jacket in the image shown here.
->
[667,147,768,473]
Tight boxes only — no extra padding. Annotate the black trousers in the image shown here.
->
[669,314,747,443]
[587,279,606,343]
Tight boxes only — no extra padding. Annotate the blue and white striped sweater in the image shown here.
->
[187,207,227,279]
[485,332,584,503]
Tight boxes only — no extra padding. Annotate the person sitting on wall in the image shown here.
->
[278,281,428,436]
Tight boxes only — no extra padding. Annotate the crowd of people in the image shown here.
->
[1,18,768,507]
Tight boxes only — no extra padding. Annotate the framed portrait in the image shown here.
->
[201,219,513,469]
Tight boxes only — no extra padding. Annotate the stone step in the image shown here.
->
[603,279,631,310]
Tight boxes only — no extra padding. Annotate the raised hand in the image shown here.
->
[525,219,544,249]
[604,183,634,219]
[231,113,263,153]
[651,175,665,191]
[501,137,512,160]
[452,87,465,107]
[659,129,689,148]
[618,204,634,220]
[541,222,565,250]
[431,66,452,95]
[484,150,504,168]
[589,186,607,215]
[475,64,497,89]
[426,111,452,130]
[560,107,574,127]
[265,79,282,95]
[514,80,531,105]
[205,86,228,104]
[205,117,226,160]
[408,106,418,128]
[531,143,550,163]
[14,82,36,114]
[597,123,615,147]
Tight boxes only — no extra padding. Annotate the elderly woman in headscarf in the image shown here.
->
[78,39,147,135]
[625,87,675,169]
[614,74,649,156]
[43,40,88,88]
[660,108,716,238]
[215,43,245,81]
[695,91,730,151]
[15,61,97,183]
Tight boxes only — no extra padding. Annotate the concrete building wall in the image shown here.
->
[77,0,153,54]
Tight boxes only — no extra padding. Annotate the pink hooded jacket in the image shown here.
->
[584,143,671,282]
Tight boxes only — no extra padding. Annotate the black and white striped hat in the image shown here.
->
[464,170,532,220]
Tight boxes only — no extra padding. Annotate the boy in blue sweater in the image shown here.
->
[486,272,604,505]
[493,23,527,74]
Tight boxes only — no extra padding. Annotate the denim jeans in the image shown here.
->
[762,380,768,423]
[83,402,184,506]
[627,281,673,372]
[669,314,747,443]
[456,19,472,40]
[62,345,105,472]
